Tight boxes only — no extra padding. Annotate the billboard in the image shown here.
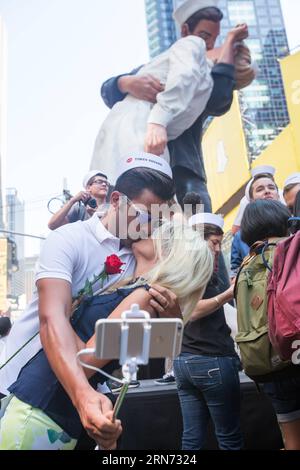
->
[202,93,250,212]
[280,51,300,159]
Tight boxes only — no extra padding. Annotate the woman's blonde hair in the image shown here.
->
[145,221,214,322]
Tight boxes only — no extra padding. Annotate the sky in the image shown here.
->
[0,0,299,256]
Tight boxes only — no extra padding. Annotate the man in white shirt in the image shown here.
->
[0,154,178,450]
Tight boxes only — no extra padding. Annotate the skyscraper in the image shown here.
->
[144,0,177,58]
[217,0,290,158]
[6,188,25,300]
[25,254,39,304]
[144,0,290,160]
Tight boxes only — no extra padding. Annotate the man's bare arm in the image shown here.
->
[37,278,122,449]
[48,191,91,230]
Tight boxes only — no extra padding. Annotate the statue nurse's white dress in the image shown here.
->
[90,35,214,183]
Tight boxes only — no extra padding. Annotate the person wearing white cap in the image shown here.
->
[48,170,109,230]
[91,1,251,207]
[231,165,281,276]
[283,173,300,213]
[172,207,243,450]
[0,153,185,450]
[233,165,282,229]
[232,165,282,228]
[244,165,278,202]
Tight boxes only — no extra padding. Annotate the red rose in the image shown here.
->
[104,255,125,275]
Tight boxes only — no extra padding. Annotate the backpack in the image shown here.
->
[234,239,290,379]
[267,231,300,362]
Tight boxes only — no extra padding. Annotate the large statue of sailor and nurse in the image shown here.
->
[91,0,256,185]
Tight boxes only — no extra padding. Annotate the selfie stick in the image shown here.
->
[112,304,152,420]
[77,304,153,420]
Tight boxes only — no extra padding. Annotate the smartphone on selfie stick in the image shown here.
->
[94,304,183,419]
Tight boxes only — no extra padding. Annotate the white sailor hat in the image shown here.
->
[173,0,220,26]
[245,165,276,201]
[251,165,276,178]
[116,152,173,180]
[233,196,249,227]
[189,212,224,230]
[284,173,300,189]
[82,170,107,189]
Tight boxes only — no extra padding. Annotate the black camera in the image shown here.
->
[84,197,97,209]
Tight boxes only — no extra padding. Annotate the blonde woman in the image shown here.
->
[0,221,213,450]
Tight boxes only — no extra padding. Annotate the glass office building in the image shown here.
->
[144,0,177,58]
[6,188,25,299]
[218,0,289,158]
[144,0,290,160]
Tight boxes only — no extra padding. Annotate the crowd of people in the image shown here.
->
[0,0,300,452]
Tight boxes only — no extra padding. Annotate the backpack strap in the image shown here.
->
[288,217,300,234]
[249,240,268,255]
[261,237,287,272]
[261,242,277,273]
[254,381,262,394]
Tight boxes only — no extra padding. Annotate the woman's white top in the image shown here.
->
[91,35,214,183]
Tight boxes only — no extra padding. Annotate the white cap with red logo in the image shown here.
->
[117,152,173,180]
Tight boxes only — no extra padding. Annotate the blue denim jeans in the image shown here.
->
[263,375,300,423]
[173,354,243,450]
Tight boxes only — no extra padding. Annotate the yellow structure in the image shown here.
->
[203,50,300,232]
[203,93,249,211]
[279,51,300,168]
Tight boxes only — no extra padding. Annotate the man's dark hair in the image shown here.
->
[90,172,107,182]
[241,200,290,247]
[182,192,202,215]
[87,172,108,188]
[186,7,223,32]
[204,223,224,239]
[249,174,277,200]
[115,168,175,201]
[0,317,12,337]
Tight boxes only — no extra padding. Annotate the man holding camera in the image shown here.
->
[48,171,109,230]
